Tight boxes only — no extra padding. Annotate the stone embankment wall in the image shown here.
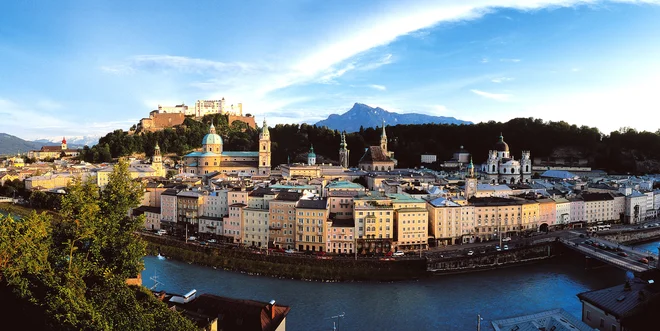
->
[143,235,428,282]
[598,227,660,246]
[427,242,557,275]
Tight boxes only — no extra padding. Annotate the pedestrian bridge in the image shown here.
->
[559,236,656,273]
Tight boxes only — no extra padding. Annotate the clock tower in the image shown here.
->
[465,157,478,200]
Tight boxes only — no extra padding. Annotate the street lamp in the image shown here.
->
[477,314,484,331]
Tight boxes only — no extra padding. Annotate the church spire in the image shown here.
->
[209,121,216,134]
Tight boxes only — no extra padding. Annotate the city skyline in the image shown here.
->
[1,0,660,139]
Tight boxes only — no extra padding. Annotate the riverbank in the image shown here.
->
[143,235,564,282]
[599,227,660,246]
[143,235,428,282]
[0,203,61,220]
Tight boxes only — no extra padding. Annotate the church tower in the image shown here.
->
[307,145,316,165]
[465,158,478,200]
[380,120,387,153]
[339,131,350,168]
[258,119,271,176]
[61,137,67,150]
[152,142,165,177]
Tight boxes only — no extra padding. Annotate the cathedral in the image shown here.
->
[481,134,532,184]
[358,121,396,171]
[183,120,271,176]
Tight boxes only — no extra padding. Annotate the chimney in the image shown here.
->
[268,299,276,320]
[158,291,166,301]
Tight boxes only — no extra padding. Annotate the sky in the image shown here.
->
[1,0,660,140]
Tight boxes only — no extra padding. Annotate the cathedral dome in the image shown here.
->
[202,133,223,145]
[494,134,509,152]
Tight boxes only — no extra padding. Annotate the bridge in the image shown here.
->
[560,232,658,273]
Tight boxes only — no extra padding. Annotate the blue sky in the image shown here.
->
[1,0,660,140]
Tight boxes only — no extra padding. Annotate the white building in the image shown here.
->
[420,154,437,164]
[582,193,615,223]
[201,189,229,218]
[625,191,647,224]
[482,134,532,184]
[475,184,512,198]
[553,197,571,225]
[198,216,224,236]
[644,191,655,219]
[242,208,270,248]
[569,198,585,223]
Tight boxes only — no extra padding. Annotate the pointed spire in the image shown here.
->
[209,120,216,134]
[381,119,387,137]
[261,118,269,136]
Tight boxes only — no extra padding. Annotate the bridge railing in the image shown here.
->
[560,239,648,272]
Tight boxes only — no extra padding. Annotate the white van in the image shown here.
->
[393,251,405,257]
[156,229,167,236]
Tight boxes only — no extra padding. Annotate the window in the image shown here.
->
[586,311,591,321]
[599,319,604,328]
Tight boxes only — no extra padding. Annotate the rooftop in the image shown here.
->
[491,308,594,331]
[326,180,365,190]
[296,198,328,209]
[577,278,660,319]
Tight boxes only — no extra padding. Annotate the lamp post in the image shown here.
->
[477,314,483,331]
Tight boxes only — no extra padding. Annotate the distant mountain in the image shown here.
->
[0,133,45,156]
[314,103,472,132]
[34,134,100,147]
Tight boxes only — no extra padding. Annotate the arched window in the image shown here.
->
[205,162,208,166]
[492,165,496,172]
[525,165,529,173]
[388,166,392,171]
[511,168,515,174]
[263,146,266,150]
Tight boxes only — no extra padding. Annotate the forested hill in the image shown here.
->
[83,115,660,174]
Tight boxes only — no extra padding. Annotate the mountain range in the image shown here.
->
[33,135,100,147]
[0,133,88,156]
[314,103,472,132]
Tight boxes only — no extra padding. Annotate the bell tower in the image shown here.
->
[339,131,350,168]
[380,120,387,153]
[465,158,478,200]
[61,137,67,150]
[258,119,271,176]
[152,143,165,177]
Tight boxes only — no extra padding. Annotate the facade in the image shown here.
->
[137,111,185,132]
[242,208,270,248]
[268,192,300,249]
[201,189,229,218]
[569,198,586,224]
[554,197,571,225]
[132,206,161,231]
[582,192,615,223]
[295,199,329,252]
[25,173,80,190]
[625,191,647,224]
[224,190,248,242]
[183,121,270,176]
[198,216,224,237]
[420,154,437,164]
[28,137,80,160]
[358,122,395,171]
[612,193,625,222]
[177,191,202,234]
[326,219,355,254]
[482,134,532,184]
[470,197,541,241]
[160,188,178,223]
[97,154,165,188]
[537,198,557,229]
[307,146,316,166]
[395,207,429,251]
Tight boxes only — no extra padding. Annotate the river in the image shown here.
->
[143,255,626,330]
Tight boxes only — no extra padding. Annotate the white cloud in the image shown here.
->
[471,89,512,101]
[571,67,581,72]
[500,58,521,62]
[368,84,387,91]
[102,55,254,75]
[491,77,514,83]
[481,57,490,63]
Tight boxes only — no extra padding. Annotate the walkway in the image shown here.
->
[561,233,655,273]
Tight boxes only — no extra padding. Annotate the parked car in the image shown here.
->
[639,258,649,264]
[198,241,208,246]
[156,229,167,236]
[393,251,405,257]
[617,252,628,257]
[502,237,512,242]
[207,239,217,243]
[467,250,474,256]
[495,245,502,251]
[285,249,296,254]
[188,236,197,241]
[503,245,509,250]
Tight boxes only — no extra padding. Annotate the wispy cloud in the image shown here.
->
[481,57,490,63]
[368,84,387,91]
[491,77,514,83]
[500,58,521,62]
[101,55,254,75]
[471,89,512,101]
[360,53,393,71]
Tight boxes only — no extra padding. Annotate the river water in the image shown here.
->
[143,255,626,331]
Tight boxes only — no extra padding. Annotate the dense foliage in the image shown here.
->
[83,116,660,174]
[0,161,196,330]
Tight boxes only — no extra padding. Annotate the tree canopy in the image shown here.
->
[0,160,196,330]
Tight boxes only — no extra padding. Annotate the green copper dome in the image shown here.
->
[202,133,223,145]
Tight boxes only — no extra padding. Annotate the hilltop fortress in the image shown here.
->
[137,98,256,132]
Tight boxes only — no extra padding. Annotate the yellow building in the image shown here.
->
[295,199,329,252]
[470,197,540,241]
[96,144,165,188]
[354,195,394,240]
[25,173,87,190]
[395,207,428,251]
[183,121,270,177]
[426,197,476,246]
[268,191,300,249]
[28,137,80,160]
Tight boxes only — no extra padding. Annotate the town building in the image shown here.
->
[183,120,270,176]
[177,190,202,235]
[295,198,329,252]
[225,189,249,243]
[420,154,437,164]
[358,121,395,171]
[326,218,355,254]
[441,145,470,169]
[132,206,161,231]
[242,207,270,248]
[554,197,571,225]
[482,134,532,184]
[426,196,474,245]
[137,110,185,132]
[625,191,647,224]
[28,137,80,160]
[268,192,300,249]
[491,308,594,331]
[582,192,616,224]
[160,188,178,223]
